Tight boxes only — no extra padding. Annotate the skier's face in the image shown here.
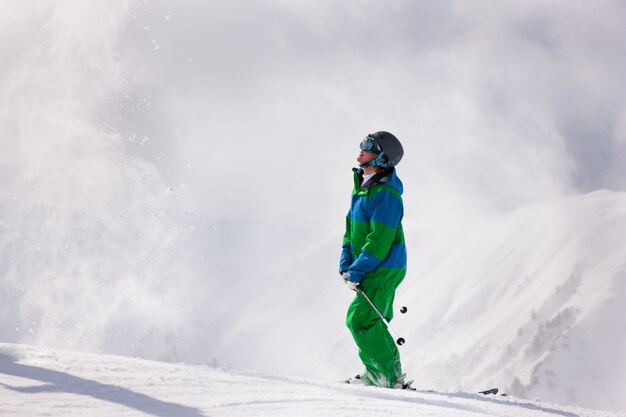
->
[357,149,377,166]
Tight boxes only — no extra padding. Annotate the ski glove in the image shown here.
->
[345,278,359,292]
[342,271,360,291]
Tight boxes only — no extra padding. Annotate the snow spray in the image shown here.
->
[0,1,192,361]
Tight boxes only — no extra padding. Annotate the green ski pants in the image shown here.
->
[346,286,402,387]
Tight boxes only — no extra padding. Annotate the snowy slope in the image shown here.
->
[188,190,626,413]
[2,188,625,414]
[1,343,623,417]
[400,190,626,411]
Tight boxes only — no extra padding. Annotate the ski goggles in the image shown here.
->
[359,135,382,154]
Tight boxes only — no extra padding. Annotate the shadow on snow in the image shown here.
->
[0,353,208,417]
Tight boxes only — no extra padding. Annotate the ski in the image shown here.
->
[479,388,499,395]
[342,378,500,396]
[420,387,503,396]
[343,375,416,390]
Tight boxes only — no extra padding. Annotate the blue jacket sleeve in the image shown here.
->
[339,244,353,273]
[346,189,403,283]
[339,214,353,273]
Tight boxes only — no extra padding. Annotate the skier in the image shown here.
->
[340,131,407,388]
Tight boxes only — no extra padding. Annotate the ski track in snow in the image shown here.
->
[1,343,623,417]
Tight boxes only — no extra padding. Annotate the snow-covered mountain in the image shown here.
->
[192,190,626,413]
[401,190,626,411]
[1,342,622,417]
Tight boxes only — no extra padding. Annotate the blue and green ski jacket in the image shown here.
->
[340,168,407,288]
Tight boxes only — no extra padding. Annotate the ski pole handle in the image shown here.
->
[357,288,405,346]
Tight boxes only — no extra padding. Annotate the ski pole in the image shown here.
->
[357,288,405,346]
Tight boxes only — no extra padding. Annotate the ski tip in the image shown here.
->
[479,388,499,395]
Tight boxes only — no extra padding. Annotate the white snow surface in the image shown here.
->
[1,342,623,417]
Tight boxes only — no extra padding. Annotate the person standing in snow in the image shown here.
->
[340,131,407,388]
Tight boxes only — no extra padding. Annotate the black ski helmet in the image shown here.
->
[361,131,404,168]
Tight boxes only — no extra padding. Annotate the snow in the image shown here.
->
[399,191,626,410]
[2,188,626,414]
[1,343,623,417]
[182,191,626,413]
[3,1,626,416]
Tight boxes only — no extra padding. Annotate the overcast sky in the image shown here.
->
[104,0,626,224]
[3,0,626,226]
